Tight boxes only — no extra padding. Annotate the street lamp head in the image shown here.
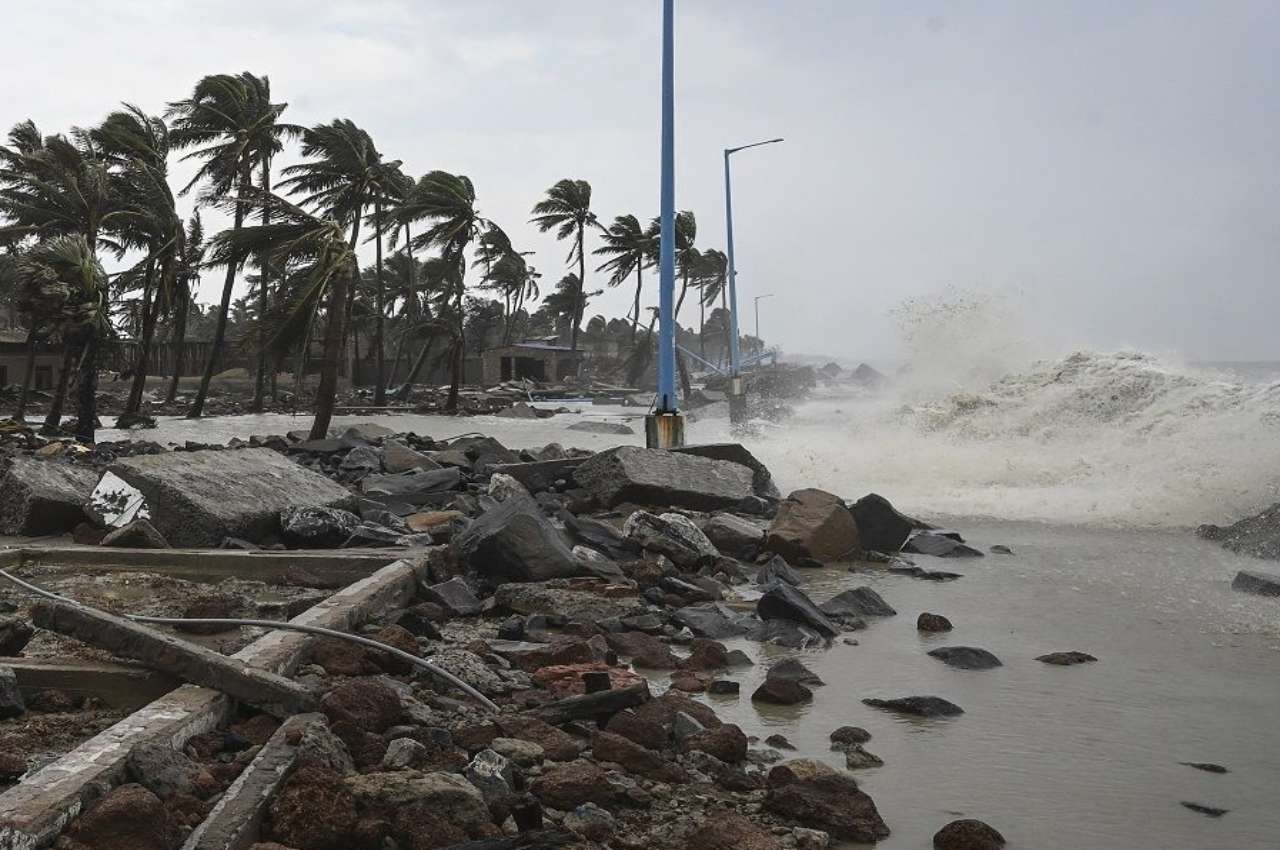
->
[727,137,785,155]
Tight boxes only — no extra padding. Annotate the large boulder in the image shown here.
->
[0,617,34,655]
[623,510,719,567]
[764,759,890,843]
[0,458,98,535]
[819,586,896,620]
[671,603,752,639]
[757,582,839,638]
[671,443,781,499]
[452,496,586,583]
[574,446,754,511]
[934,819,1007,849]
[109,448,356,547]
[267,766,357,850]
[850,493,915,553]
[766,489,859,562]
[67,783,180,850]
[530,761,622,810]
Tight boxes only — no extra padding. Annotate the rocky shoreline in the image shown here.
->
[0,423,1044,849]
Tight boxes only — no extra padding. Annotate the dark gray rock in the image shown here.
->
[819,586,896,621]
[850,493,914,553]
[0,617,34,656]
[383,440,443,474]
[766,657,824,686]
[707,680,740,696]
[280,505,363,548]
[623,511,719,567]
[927,646,1003,670]
[1198,503,1280,559]
[863,695,964,717]
[492,458,588,494]
[751,678,812,705]
[361,467,462,503]
[339,445,382,473]
[1180,802,1229,818]
[109,448,356,547]
[933,819,1006,849]
[561,513,638,561]
[574,446,754,511]
[566,420,635,435]
[671,603,752,639]
[1036,651,1097,666]
[757,583,839,639]
[829,726,871,747]
[99,518,170,549]
[702,513,766,557]
[755,555,803,587]
[671,443,781,500]
[917,612,953,632]
[1232,570,1280,597]
[1180,761,1229,774]
[745,618,826,649]
[422,576,483,616]
[452,496,586,583]
[905,532,985,558]
[0,665,25,719]
[0,458,98,535]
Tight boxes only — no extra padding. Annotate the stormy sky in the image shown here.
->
[3,0,1278,363]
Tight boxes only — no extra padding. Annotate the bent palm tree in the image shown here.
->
[593,214,654,342]
[167,72,298,418]
[205,189,354,438]
[391,171,497,411]
[530,179,597,351]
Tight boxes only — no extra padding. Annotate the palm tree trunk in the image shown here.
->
[630,265,643,342]
[124,259,158,416]
[75,331,99,444]
[394,334,435,402]
[310,259,351,440]
[41,344,77,435]
[13,329,38,423]
[675,267,689,321]
[699,295,706,358]
[570,223,585,352]
[373,200,386,405]
[720,285,730,367]
[446,288,464,412]
[187,171,249,418]
[343,215,363,387]
[165,293,189,404]
[388,325,408,388]
[252,157,273,412]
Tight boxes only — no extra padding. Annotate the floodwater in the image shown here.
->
[96,355,1280,849]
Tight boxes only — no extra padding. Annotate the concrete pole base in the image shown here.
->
[728,376,747,425]
[645,413,686,448]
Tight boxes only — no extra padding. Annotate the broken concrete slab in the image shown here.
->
[0,458,99,535]
[109,448,357,547]
[361,467,462,503]
[383,440,443,474]
[574,447,754,511]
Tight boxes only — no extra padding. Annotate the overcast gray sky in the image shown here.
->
[4,1,1278,362]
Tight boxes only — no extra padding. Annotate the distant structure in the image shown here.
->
[481,342,582,385]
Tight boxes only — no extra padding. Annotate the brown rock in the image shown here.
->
[764,759,889,843]
[682,723,748,764]
[230,714,281,746]
[751,678,813,705]
[632,690,722,731]
[405,510,464,534]
[310,637,375,676]
[765,488,859,562]
[531,761,622,810]
[934,818,1006,849]
[532,662,644,696]
[605,630,680,669]
[500,636,600,673]
[591,731,689,783]
[320,679,402,733]
[918,612,953,632]
[669,670,714,692]
[0,750,27,781]
[267,766,356,850]
[70,783,180,850]
[604,710,670,750]
[330,721,389,770]
[687,812,783,850]
[369,624,421,674]
[829,726,871,747]
[676,638,729,671]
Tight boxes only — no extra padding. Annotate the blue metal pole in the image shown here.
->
[656,0,677,413]
[724,149,741,379]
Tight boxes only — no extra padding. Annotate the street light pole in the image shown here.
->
[754,293,774,350]
[724,137,782,424]
[646,0,684,449]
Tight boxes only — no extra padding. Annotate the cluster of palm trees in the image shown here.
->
[0,71,749,442]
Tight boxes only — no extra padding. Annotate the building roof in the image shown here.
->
[0,329,29,345]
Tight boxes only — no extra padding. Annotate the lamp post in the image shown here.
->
[724,137,782,423]
[754,293,774,352]
[646,0,684,448]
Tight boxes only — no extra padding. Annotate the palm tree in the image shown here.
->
[695,248,728,359]
[167,72,297,419]
[92,105,184,420]
[391,171,498,411]
[16,237,108,441]
[530,179,598,352]
[279,119,400,400]
[0,122,124,439]
[205,189,355,438]
[164,212,203,403]
[593,214,654,342]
